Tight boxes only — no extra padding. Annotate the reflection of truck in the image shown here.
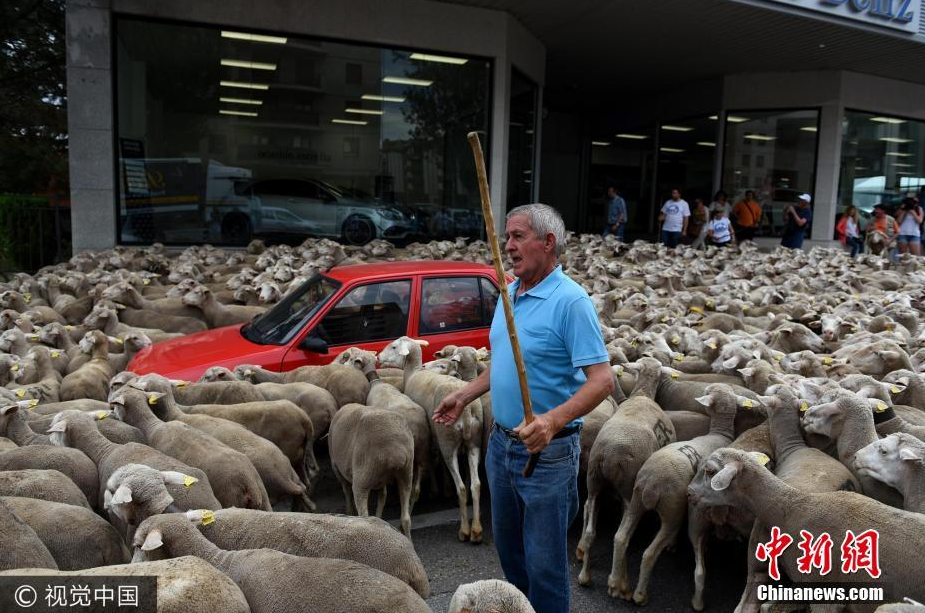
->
[119,158,261,244]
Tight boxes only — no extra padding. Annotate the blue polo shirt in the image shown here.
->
[489,265,609,430]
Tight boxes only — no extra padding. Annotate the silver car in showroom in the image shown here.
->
[246,178,416,245]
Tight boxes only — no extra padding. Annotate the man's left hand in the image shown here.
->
[514,413,560,455]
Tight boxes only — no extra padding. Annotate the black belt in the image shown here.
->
[494,422,581,442]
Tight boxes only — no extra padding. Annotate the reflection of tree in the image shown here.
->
[396,53,488,220]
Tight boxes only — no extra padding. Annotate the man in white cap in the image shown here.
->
[781,193,812,249]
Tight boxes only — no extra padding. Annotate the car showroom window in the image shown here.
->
[419,277,484,334]
[315,280,411,346]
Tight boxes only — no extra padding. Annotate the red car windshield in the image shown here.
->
[243,275,340,345]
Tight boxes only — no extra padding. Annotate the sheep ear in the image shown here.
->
[738,367,754,377]
[694,395,713,407]
[111,484,133,505]
[722,356,740,369]
[867,398,890,413]
[898,376,910,386]
[887,382,906,395]
[736,395,758,409]
[140,529,163,551]
[398,341,411,356]
[110,395,126,407]
[450,354,462,364]
[899,447,924,462]
[877,350,901,361]
[47,419,67,433]
[752,350,761,360]
[160,471,196,486]
[748,452,772,467]
[0,404,17,416]
[808,320,821,329]
[414,339,429,347]
[147,392,165,406]
[710,464,738,491]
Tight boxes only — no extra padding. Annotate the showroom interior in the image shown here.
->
[66,0,925,251]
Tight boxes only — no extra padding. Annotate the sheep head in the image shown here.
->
[853,433,924,490]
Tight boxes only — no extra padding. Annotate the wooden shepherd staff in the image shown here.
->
[467,131,540,478]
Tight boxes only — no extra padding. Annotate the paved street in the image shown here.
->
[311,455,746,612]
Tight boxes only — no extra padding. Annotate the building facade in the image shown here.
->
[66,0,925,251]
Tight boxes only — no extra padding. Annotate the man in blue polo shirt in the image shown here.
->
[434,203,613,613]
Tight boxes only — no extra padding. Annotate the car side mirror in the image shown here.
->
[299,334,328,354]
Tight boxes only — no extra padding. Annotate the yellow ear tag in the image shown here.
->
[823,357,833,365]
[660,316,669,323]
[874,401,887,413]
[707,343,717,350]
[689,306,704,314]
[23,293,31,303]
[741,306,749,313]
[28,335,38,342]
[96,412,108,421]
[115,338,124,345]
[176,381,188,388]
[742,398,753,408]
[706,300,715,308]
[201,510,215,526]
[670,372,679,379]
[774,354,784,362]
[671,337,681,345]
[51,351,59,358]
[10,365,18,372]
[27,399,38,409]
[890,385,901,394]
[65,325,74,330]
[143,279,151,286]
[886,324,894,332]
[15,389,25,398]
[754,453,771,467]
[800,401,809,412]
[851,326,859,332]
[673,354,683,362]
[148,395,158,406]
[183,476,198,488]
[630,339,638,347]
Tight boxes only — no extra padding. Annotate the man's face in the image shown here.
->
[746,191,755,200]
[671,190,680,200]
[875,208,885,219]
[505,214,550,279]
[607,188,616,198]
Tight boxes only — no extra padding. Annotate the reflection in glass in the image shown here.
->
[246,274,340,345]
[589,129,655,237]
[721,110,819,237]
[508,69,537,212]
[655,116,718,209]
[316,280,412,346]
[115,18,491,246]
[838,111,925,217]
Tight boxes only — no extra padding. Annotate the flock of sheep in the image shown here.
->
[1,233,925,613]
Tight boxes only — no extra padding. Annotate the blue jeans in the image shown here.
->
[781,231,805,249]
[486,425,580,613]
[661,230,681,248]
[847,236,863,257]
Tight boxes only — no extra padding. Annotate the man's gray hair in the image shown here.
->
[506,203,566,256]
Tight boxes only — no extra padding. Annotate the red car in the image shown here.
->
[128,261,502,381]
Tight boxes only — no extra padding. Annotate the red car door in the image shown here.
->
[413,274,498,363]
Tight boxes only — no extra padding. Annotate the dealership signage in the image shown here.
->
[766,0,919,32]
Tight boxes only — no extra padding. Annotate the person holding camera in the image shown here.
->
[896,197,924,256]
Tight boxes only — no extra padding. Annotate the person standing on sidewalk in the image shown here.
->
[602,186,627,241]
[433,203,613,613]
[896,196,924,256]
[836,205,864,258]
[659,188,690,248]
[732,190,762,241]
[781,193,812,249]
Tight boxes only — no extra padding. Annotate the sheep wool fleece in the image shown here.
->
[487,264,607,613]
